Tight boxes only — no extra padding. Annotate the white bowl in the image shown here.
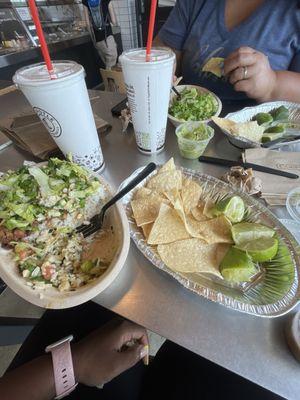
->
[222,101,300,150]
[0,174,130,309]
[168,84,222,128]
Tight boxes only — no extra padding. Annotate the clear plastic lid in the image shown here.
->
[120,47,174,64]
[286,187,300,223]
[13,61,83,85]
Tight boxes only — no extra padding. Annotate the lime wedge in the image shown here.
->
[220,247,257,283]
[212,196,245,223]
[261,133,283,143]
[232,222,275,245]
[236,237,279,262]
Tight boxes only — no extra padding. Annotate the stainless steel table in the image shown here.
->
[0,90,299,399]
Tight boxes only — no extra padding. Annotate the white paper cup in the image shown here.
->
[13,61,104,172]
[120,48,175,154]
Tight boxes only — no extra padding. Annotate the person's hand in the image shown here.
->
[223,46,277,102]
[72,319,149,387]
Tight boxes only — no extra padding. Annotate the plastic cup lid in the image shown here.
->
[286,187,300,223]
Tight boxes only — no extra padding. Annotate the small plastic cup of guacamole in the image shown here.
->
[175,121,214,159]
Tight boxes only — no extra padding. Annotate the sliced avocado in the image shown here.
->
[270,106,289,122]
[264,125,285,134]
[252,112,273,127]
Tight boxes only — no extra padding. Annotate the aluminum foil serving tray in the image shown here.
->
[121,166,300,317]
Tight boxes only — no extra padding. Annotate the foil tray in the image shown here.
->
[222,101,300,151]
[121,166,300,317]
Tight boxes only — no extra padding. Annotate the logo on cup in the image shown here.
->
[33,107,62,138]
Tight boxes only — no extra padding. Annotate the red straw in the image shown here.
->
[28,0,55,78]
[146,0,158,62]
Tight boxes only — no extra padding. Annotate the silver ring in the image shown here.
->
[243,66,248,80]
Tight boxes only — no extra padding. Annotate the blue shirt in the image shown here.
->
[158,0,300,100]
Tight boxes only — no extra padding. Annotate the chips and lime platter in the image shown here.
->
[214,101,300,150]
[121,159,300,317]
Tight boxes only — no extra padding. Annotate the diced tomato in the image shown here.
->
[18,250,29,260]
[41,264,56,280]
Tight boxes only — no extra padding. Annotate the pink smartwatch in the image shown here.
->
[45,335,78,399]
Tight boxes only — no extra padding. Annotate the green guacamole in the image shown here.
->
[180,124,211,141]
[176,123,214,159]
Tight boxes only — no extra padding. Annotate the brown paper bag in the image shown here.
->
[0,111,111,160]
[100,68,126,93]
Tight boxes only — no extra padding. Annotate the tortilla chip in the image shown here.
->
[203,198,215,218]
[163,188,181,206]
[202,57,224,78]
[212,117,264,143]
[146,170,182,194]
[172,196,188,221]
[157,238,222,277]
[134,187,153,200]
[212,116,236,132]
[172,196,205,241]
[147,203,190,245]
[141,223,153,239]
[230,121,264,143]
[181,178,202,214]
[186,215,233,244]
[191,203,209,222]
[131,194,166,226]
[159,158,176,174]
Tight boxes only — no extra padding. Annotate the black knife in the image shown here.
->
[199,156,299,179]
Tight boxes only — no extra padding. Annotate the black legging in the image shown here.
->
[8,302,283,400]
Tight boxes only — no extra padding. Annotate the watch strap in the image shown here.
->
[46,335,78,399]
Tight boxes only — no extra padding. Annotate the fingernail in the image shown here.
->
[140,345,149,365]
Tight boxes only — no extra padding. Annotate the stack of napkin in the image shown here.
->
[243,148,300,206]
[0,111,111,160]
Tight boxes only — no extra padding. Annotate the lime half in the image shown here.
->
[220,247,257,283]
[213,196,245,223]
[232,222,275,245]
[236,237,279,262]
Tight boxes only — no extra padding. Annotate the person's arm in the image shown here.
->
[0,320,149,400]
[268,71,300,103]
[108,2,117,26]
[0,355,56,400]
[224,46,300,103]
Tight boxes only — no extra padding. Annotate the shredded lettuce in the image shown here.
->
[169,88,218,121]
[0,158,101,233]
[6,218,30,230]
[9,204,36,223]
[28,166,54,197]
